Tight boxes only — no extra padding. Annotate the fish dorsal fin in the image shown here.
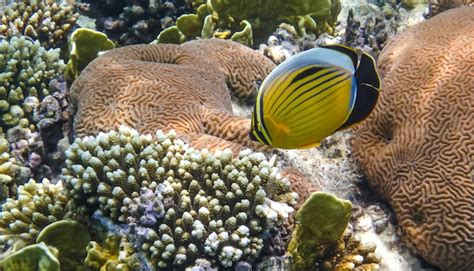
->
[319,44,358,69]
[338,52,381,131]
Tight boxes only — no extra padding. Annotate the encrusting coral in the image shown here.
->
[288,192,352,270]
[0,179,70,252]
[0,36,65,130]
[352,7,474,270]
[61,126,298,269]
[0,0,78,49]
[69,39,275,153]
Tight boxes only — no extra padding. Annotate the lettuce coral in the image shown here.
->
[61,126,298,269]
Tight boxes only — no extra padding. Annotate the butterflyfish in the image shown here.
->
[249,44,381,149]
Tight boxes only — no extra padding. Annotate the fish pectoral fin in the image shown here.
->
[319,44,358,69]
[337,83,379,131]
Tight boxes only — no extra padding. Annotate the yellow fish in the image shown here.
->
[249,44,381,149]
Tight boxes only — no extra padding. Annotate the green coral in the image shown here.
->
[158,0,341,46]
[0,0,78,49]
[36,220,90,269]
[0,242,59,271]
[288,192,352,271]
[0,179,70,251]
[62,126,298,269]
[0,36,65,130]
[65,28,116,83]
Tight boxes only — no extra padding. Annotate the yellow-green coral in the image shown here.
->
[0,0,78,49]
[288,192,352,271]
[157,0,341,46]
[36,220,90,269]
[84,234,134,271]
[65,28,116,82]
[0,242,59,271]
[62,126,298,269]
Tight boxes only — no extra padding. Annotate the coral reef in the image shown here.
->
[159,0,342,47]
[69,39,275,153]
[0,36,65,130]
[352,7,474,270]
[0,179,70,252]
[288,192,352,270]
[0,0,78,49]
[426,0,474,17]
[80,0,194,45]
[84,234,135,271]
[61,126,298,269]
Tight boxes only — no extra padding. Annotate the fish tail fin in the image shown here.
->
[338,52,381,131]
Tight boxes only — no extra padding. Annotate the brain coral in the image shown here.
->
[352,7,474,270]
[70,39,275,153]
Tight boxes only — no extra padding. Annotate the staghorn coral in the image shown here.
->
[0,36,65,130]
[0,0,78,49]
[0,179,70,252]
[70,39,275,153]
[352,7,474,270]
[61,126,298,269]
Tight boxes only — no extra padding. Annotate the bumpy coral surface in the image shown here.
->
[427,0,473,17]
[0,36,65,130]
[70,39,275,153]
[0,0,78,49]
[61,127,297,269]
[0,179,70,252]
[352,7,474,270]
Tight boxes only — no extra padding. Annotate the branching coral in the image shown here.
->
[61,126,298,269]
[352,7,474,270]
[69,39,275,153]
[0,179,70,252]
[0,36,65,130]
[0,0,78,49]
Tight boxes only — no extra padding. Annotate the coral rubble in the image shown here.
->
[352,7,474,270]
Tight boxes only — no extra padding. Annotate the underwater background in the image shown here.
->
[0,0,472,270]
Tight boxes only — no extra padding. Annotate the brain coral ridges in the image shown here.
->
[61,126,298,269]
[70,39,275,153]
[352,7,474,271]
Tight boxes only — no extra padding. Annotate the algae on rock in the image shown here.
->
[288,191,352,270]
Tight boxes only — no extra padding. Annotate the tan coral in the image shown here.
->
[427,0,473,16]
[70,39,275,153]
[352,7,474,271]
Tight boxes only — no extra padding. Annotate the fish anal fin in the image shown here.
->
[299,141,321,149]
[338,83,379,131]
[319,44,358,70]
